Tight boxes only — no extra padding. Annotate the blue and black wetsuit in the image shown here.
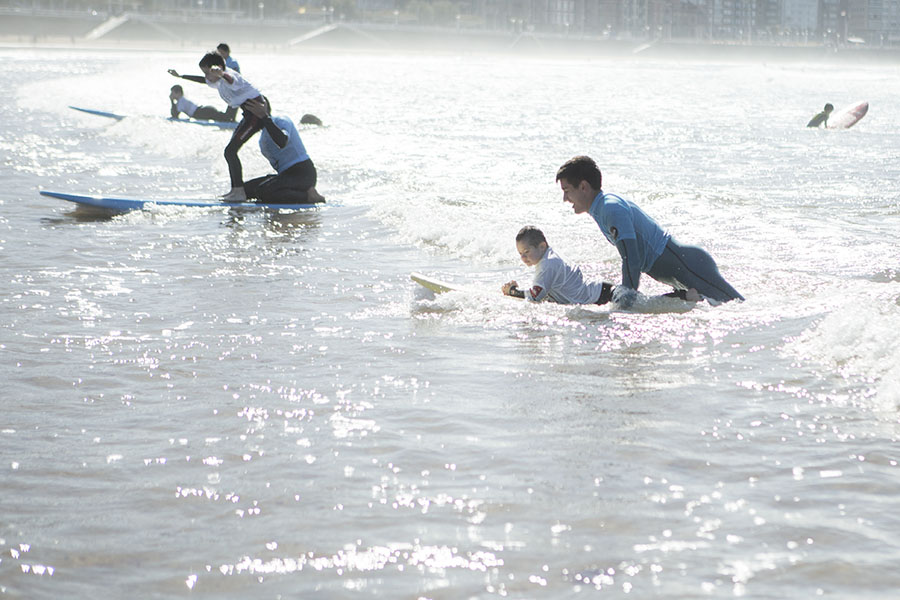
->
[244,115,321,204]
[588,191,744,305]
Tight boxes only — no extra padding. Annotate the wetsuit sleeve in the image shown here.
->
[507,285,525,299]
[261,117,289,148]
[615,238,643,291]
[179,74,206,84]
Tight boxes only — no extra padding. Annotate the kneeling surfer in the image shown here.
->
[242,98,325,204]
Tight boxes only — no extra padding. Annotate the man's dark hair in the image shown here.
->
[170,84,183,94]
[515,226,547,248]
[556,155,602,190]
[217,42,231,54]
[199,51,226,70]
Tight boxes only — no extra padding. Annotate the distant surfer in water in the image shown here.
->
[556,156,744,308]
[168,85,234,123]
[216,42,240,73]
[168,51,270,202]
[501,226,699,305]
[807,103,834,128]
[241,98,325,204]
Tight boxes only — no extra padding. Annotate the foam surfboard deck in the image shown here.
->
[40,191,321,212]
[411,272,522,299]
[827,101,868,129]
[411,272,465,294]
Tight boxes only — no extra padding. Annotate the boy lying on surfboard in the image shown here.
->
[501,226,700,305]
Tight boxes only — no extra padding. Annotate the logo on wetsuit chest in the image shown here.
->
[609,226,618,241]
[529,286,543,301]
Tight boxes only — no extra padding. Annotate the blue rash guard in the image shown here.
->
[259,116,309,173]
[588,191,669,285]
[588,190,744,304]
[224,55,240,73]
[243,115,320,204]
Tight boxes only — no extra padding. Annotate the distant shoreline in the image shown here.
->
[3,10,900,63]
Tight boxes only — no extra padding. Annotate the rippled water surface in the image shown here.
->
[2,46,900,598]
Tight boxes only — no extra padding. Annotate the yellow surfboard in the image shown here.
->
[410,272,522,299]
[410,272,465,294]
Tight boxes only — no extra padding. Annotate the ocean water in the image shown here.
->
[1,45,899,598]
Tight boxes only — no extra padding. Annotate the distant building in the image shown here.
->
[783,0,819,33]
[846,0,900,43]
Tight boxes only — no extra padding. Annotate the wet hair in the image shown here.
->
[199,51,225,70]
[824,103,834,112]
[216,42,231,54]
[555,155,602,190]
[515,226,547,248]
[170,84,183,94]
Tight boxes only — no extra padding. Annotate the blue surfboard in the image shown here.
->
[166,117,237,129]
[68,105,126,120]
[40,191,322,212]
[69,106,236,129]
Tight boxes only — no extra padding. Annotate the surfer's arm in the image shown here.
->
[167,69,206,84]
[612,238,643,308]
[215,68,234,85]
[242,99,289,148]
[615,238,642,290]
[261,117,289,148]
[502,281,525,298]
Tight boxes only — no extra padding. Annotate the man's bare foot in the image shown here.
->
[306,187,325,203]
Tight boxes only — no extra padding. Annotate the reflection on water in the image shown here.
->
[2,48,900,599]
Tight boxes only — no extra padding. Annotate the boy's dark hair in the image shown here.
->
[170,84,183,93]
[516,226,547,248]
[556,155,602,190]
[824,103,834,111]
[217,42,231,54]
[199,51,226,69]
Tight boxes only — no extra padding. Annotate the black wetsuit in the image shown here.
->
[176,73,267,188]
[807,111,829,128]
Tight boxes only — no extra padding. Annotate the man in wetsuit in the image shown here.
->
[241,98,325,204]
[807,103,834,128]
[216,43,240,73]
[556,156,744,308]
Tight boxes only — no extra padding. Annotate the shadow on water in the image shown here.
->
[40,205,124,223]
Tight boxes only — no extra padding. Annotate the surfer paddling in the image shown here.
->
[502,226,699,305]
[169,85,234,123]
[168,51,270,202]
[555,156,744,308]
